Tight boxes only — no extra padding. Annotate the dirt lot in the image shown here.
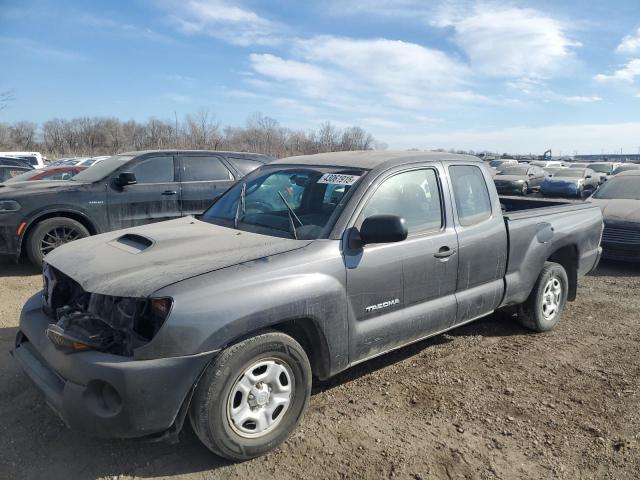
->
[1,257,638,480]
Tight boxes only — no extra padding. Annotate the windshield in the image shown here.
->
[201,166,366,239]
[555,169,584,178]
[72,155,134,182]
[592,177,640,200]
[499,166,529,175]
[569,163,586,168]
[589,163,613,173]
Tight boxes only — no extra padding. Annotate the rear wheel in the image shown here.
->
[189,331,312,461]
[26,217,90,268]
[518,262,568,332]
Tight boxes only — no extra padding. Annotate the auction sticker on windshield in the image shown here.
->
[317,173,361,185]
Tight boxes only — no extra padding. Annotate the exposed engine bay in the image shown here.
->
[42,263,169,356]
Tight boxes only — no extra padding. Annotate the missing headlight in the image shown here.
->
[46,295,172,356]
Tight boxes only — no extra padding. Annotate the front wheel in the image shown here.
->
[518,262,568,332]
[189,331,312,461]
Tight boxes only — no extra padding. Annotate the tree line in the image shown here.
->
[0,110,382,159]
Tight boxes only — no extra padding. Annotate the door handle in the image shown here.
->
[162,190,177,196]
[434,247,456,259]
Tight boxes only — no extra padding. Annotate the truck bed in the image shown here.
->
[498,196,602,308]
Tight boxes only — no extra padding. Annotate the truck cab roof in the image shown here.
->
[272,150,480,170]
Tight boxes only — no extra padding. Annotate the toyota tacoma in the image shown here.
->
[12,151,603,461]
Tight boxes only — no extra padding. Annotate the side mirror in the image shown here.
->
[528,173,534,177]
[115,171,137,187]
[359,214,408,245]
[585,175,592,179]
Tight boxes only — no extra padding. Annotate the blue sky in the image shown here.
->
[2,0,640,153]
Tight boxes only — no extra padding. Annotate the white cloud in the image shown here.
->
[562,95,602,103]
[162,0,281,46]
[434,4,580,77]
[249,36,483,114]
[616,27,640,54]
[594,58,640,83]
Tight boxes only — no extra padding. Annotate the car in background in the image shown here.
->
[0,152,45,169]
[543,166,566,177]
[2,166,86,184]
[540,168,599,198]
[588,162,619,184]
[0,157,34,168]
[588,171,640,262]
[531,160,564,168]
[612,163,640,175]
[0,150,272,266]
[77,156,110,167]
[0,163,33,183]
[489,159,518,171]
[568,162,588,169]
[493,164,546,195]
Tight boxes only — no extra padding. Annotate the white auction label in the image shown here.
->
[317,173,361,185]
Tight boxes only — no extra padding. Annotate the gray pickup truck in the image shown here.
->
[12,151,602,461]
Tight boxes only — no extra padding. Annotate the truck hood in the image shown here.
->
[588,198,640,223]
[45,216,311,297]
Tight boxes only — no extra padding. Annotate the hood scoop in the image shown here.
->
[108,233,154,254]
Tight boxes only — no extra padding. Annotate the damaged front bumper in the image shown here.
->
[12,292,217,439]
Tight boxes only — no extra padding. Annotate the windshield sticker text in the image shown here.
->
[317,173,361,185]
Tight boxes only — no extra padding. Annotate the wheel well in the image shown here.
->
[21,211,97,255]
[271,318,332,380]
[548,245,578,301]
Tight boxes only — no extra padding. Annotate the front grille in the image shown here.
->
[602,226,640,245]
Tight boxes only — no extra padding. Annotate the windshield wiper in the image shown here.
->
[234,182,246,228]
[277,191,303,240]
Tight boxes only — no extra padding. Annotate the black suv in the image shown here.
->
[0,150,271,266]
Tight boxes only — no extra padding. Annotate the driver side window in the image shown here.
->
[360,169,443,235]
[130,156,175,184]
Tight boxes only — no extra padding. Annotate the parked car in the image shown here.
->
[493,164,546,195]
[0,157,34,168]
[588,170,640,262]
[0,150,272,266]
[77,156,110,167]
[540,168,600,198]
[587,162,619,184]
[531,160,564,168]
[612,163,640,175]
[2,166,86,184]
[542,166,566,177]
[0,151,45,168]
[568,162,588,169]
[11,151,602,461]
[489,159,518,170]
[0,164,33,183]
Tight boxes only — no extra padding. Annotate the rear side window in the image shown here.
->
[131,156,175,183]
[181,156,234,181]
[228,157,264,175]
[449,165,492,226]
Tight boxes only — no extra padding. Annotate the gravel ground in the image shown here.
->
[0,257,638,480]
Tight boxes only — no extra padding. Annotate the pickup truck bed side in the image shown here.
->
[501,202,602,306]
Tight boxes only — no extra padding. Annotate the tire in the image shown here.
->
[26,217,90,268]
[518,262,568,332]
[189,331,312,461]
[521,182,529,195]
